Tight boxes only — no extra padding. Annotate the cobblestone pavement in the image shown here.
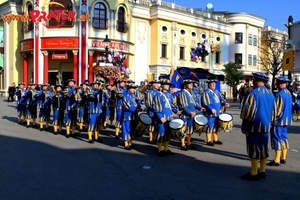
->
[0,98,299,200]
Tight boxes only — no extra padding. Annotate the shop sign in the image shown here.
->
[52,54,68,60]
[20,39,34,51]
[91,40,128,51]
[41,37,79,49]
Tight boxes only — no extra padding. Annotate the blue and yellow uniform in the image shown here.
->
[63,79,81,137]
[202,79,227,146]
[101,87,111,129]
[177,79,202,150]
[293,83,300,120]
[240,72,276,180]
[25,83,39,128]
[153,79,178,156]
[78,80,90,131]
[115,79,126,138]
[268,76,293,166]
[121,84,138,150]
[108,88,116,127]
[37,84,53,131]
[15,82,27,124]
[52,85,65,134]
[145,80,160,143]
[87,81,103,143]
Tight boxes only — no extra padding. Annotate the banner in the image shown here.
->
[282,50,295,71]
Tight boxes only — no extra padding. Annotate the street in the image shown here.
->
[0,98,299,200]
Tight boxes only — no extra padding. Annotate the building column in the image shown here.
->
[22,54,28,85]
[73,50,78,84]
[88,51,94,82]
[42,51,48,83]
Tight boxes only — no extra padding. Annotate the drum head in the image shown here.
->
[194,114,208,125]
[169,119,184,129]
[139,113,152,125]
[219,113,233,122]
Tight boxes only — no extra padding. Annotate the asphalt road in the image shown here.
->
[0,98,299,200]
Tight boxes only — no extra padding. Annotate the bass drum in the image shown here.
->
[134,113,152,137]
[218,113,233,132]
[169,118,186,139]
[194,114,208,133]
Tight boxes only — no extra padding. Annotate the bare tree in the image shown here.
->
[259,29,287,91]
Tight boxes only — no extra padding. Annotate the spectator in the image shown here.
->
[233,86,238,102]
[7,82,16,102]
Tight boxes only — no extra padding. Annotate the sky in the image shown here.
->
[165,0,300,31]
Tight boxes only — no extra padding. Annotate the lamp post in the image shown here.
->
[103,34,111,64]
[284,15,293,79]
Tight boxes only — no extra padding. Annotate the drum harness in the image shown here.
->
[159,91,173,120]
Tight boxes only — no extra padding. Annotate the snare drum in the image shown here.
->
[135,113,152,137]
[194,114,208,133]
[218,113,233,132]
[169,118,185,139]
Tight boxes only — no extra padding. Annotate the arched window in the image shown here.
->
[93,3,107,29]
[27,4,34,31]
[48,0,73,27]
[117,7,127,33]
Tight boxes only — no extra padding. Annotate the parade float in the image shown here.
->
[93,49,131,84]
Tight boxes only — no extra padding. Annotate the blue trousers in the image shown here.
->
[105,106,110,118]
[115,110,122,128]
[17,104,26,117]
[270,126,289,150]
[53,109,64,125]
[246,132,269,159]
[109,107,115,120]
[65,110,77,126]
[121,120,132,141]
[88,113,100,132]
[157,121,170,142]
[207,116,218,133]
[79,107,88,123]
[183,117,193,135]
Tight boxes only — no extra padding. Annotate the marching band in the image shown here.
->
[13,73,300,163]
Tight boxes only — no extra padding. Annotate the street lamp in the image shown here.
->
[284,16,293,79]
[103,34,111,64]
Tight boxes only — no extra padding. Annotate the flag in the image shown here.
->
[169,63,183,93]
[282,50,295,71]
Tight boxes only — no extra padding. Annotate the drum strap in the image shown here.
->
[160,92,172,112]
[208,89,220,103]
[183,89,196,105]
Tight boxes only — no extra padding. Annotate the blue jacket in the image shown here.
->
[38,90,53,109]
[25,89,39,105]
[202,88,226,116]
[64,87,80,111]
[177,89,201,119]
[122,92,138,121]
[87,88,102,114]
[15,88,27,104]
[52,91,65,110]
[153,91,178,121]
[275,87,292,126]
[145,88,158,117]
[116,86,126,111]
[240,85,276,133]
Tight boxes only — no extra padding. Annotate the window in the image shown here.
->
[235,53,242,64]
[180,29,185,35]
[248,34,253,45]
[248,54,252,65]
[253,55,257,66]
[117,7,127,33]
[201,33,206,39]
[235,32,243,44]
[48,0,73,27]
[253,35,257,46]
[162,26,168,32]
[215,52,220,64]
[161,44,167,58]
[27,4,34,31]
[179,47,185,60]
[191,31,196,37]
[93,3,107,29]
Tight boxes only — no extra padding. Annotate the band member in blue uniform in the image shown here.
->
[202,79,229,146]
[115,79,126,139]
[153,79,179,156]
[87,81,103,143]
[145,80,160,144]
[64,79,80,137]
[78,80,90,132]
[38,83,53,131]
[101,84,111,130]
[240,72,276,180]
[267,76,293,166]
[177,79,203,150]
[25,83,39,128]
[121,83,138,150]
[16,82,27,124]
[52,84,65,134]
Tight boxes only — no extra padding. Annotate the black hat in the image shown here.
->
[183,79,196,84]
[206,79,218,83]
[160,79,172,85]
[90,81,100,86]
[127,79,135,84]
[127,83,137,89]
[118,79,125,83]
[18,82,25,86]
[150,80,160,84]
[55,84,63,89]
[252,72,269,81]
[67,79,76,84]
[28,83,36,86]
